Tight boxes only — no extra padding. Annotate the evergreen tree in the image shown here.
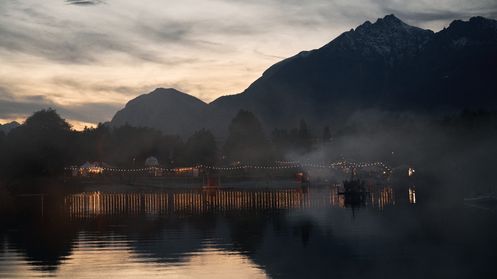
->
[223,110,272,163]
[184,129,218,165]
[3,109,73,177]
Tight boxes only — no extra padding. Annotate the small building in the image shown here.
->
[145,156,162,176]
[145,156,159,167]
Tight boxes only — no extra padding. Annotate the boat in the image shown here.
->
[339,177,369,207]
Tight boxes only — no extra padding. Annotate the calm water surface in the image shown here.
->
[1,185,496,278]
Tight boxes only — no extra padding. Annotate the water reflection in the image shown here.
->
[65,186,401,218]
[408,186,416,204]
[1,234,267,279]
[1,185,497,278]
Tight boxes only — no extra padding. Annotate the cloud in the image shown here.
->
[65,0,104,6]
[3,0,494,66]
[373,0,497,26]
[0,21,201,65]
[1,0,497,127]
[0,2,219,65]
[0,87,120,124]
[50,77,165,97]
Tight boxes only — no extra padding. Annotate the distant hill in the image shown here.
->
[111,88,208,137]
[0,121,20,134]
[111,15,497,136]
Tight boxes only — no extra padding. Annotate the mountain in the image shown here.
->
[211,15,497,127]
[0,121,20,134]
[111,88,208,136]
[111,15,497,136]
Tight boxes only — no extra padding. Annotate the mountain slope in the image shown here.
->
[408,16,497,108]
[211,15,497,127]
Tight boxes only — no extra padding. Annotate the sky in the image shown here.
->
[1,0,496,129]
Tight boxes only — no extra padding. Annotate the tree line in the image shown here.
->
[0,108,332,179]
[1,107,497,182]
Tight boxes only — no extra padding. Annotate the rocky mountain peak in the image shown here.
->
[332,14,433,59]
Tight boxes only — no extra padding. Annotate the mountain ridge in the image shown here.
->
[110,14,497,136]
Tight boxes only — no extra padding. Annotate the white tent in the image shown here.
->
[145,156,159,167]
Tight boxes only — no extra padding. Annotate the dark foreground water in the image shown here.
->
[1,185,496,278]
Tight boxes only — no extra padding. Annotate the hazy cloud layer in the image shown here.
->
[0,87,121,127]
[1,0,496,128]
[66,0,104,5]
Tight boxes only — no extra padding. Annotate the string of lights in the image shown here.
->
[65,160,392,173]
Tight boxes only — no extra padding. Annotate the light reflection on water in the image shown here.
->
[1,185,497,279]
[1,233,267,279]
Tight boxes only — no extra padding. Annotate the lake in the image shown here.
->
[1,184,496,278]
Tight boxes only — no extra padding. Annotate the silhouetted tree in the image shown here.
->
[157,135,185,167]
[183,129,218,165]
[108,125,164,165]
[271,128,291,158]
[0,131,5,148]
[74,123,185,167]
[73,123,111,164]
[297,119,313,153]
[223,110,273,163]
[2,109,73,177]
